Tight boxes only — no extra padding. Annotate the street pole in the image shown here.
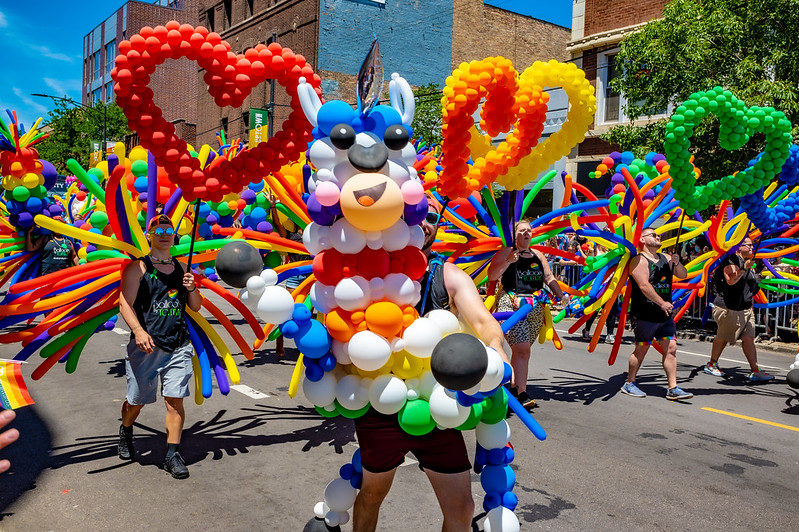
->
[268,31,276,139]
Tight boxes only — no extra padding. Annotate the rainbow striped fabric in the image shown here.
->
[0,361,34,410]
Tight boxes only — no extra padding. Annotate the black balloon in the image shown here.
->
[430,333,488,391]
[302,517,341,532]
[787,369,799,389]
[215,241,263,288]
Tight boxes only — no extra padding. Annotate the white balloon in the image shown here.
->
[368,277,385,301]
[365,231,384,250]
[484,506,520,532]
[309,282,336,314]
[429,385,471,428]
[386,157,411,183]
[313,501,329,518]
[323,478,358,512]
[408,224,425,249]
[324,511,340,527]
[402,318,443,358]
[303,222,330,255]
[336,374,369,411]
[418,370,438,400]
[255,286,295,324]
[334,276,371,311]
[330,218,367,254]
[426,309,462,336]
[368,374,408,415]
[479,347,506,393]
[308,137,339,172]
[238,288,258,310]
[330,339,351,365]
[348,330,392,371]
[383,273,419,306]
[382,220,411,251]
[476,420,512,450]
[245,275,266,296]
[337,511,350,525]
[302,372,338,407]
[259,269,279,286]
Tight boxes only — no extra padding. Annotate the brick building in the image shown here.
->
[194,0,570,150]
[566,0,669,196]
[82,0,199,146]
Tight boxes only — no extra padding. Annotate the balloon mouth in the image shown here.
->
[354,182,386,207]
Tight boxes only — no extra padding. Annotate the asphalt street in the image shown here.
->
[1,306,797,531]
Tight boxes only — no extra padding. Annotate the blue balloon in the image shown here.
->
[316,100,356,137]
[480,465,515,494]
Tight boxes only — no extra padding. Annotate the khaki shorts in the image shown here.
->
[712,305,755,346]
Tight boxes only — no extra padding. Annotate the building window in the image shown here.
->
[220,116,228,136]
[93,52,102,80]
[224,0,232,29]
[597,51,671,125]
[247,0,254,18]
[92,88,103,104]
[242,111,250,133]
[105,40,116,74]
[204,8,215,31]
[105,82,114,102]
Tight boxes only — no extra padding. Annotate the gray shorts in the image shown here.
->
[125,340,193,405]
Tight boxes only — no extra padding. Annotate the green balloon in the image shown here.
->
[455,401,484,431]
[89,211,109,229]
[264,251,282,268]
[131,160,148,177]
[217,203,232,216]
[480,390,509,425]
[398,399,436,436]
[315,405,339,418]
[335,401,370,420]
[12,186,30,202]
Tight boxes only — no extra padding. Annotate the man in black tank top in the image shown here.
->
[622,229,694,401]
[25,219,79,276]
[118,215,202,479]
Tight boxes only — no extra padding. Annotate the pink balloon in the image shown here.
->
[315,181,341,207]
[401,180,424,205]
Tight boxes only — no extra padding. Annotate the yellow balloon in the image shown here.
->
[129,146,148,162]
[391,351,424,379]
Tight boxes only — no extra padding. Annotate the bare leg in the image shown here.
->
[709,337,727,366]
[164,397,185,445]
[424,469,474,532]
[626,343,650,383]
[510,342,531,392]
[659,338,679,389]
[353,468,397,532]
[740,336,759,372]
[121,400,144,427]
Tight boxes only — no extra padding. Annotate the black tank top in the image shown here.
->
[416,255,450,315]
[712,254,756,310]
[132,257,189,351]
[501,251,545,295]
[630,253,672,322]
[40,235,73,276]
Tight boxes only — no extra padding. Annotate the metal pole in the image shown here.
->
[102,102,107,161]
[268,31,276,139]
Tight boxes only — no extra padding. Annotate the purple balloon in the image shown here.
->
[306,194,337,225]
[256,221,273,233]
[17,212,34,227]
[241,189,256,203]
[403,197,428,226]
[206,214,218,224]
[39,159,58,189]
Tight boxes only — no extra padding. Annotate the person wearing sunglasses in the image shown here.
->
[352,196,512,532]
[117,214,202,479]
[704,237,773,381]
[622,229,693,401]
[487,219,569,410]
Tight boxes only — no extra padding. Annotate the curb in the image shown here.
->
[675,331,797,356]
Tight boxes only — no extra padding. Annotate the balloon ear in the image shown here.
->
[298,77,322,127]
[389,73,414,126]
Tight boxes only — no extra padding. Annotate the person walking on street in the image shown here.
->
[117,214,202,479]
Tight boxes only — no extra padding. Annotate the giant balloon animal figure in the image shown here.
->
[239,73,528,531]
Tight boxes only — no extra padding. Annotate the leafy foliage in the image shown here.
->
[411,83,443,149]
[36,100,130,174]
[604,0,799,183]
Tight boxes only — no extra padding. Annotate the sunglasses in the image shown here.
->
[425,211,442,225]
[150,227,175,236]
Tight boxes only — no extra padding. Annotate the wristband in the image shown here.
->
[187,287,196,293]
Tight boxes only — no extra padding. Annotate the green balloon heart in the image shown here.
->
[664,87,793,215]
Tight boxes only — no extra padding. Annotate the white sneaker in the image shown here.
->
[605,333,615,344]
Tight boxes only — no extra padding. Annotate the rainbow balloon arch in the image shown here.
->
[1,21,799,532]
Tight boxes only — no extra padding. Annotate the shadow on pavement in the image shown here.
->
[40,404,355,476]
[0,406,53,516]
[529,371,628,405]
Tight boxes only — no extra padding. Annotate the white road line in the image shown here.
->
[230,384,270,399]
[112,327,129,335]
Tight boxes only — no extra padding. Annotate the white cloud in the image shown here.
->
[0,11,8,28]
[12,87,49,115]
[44,77,82,96]
[31,45,73,63]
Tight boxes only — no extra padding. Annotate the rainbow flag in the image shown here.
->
[0,360,34,410]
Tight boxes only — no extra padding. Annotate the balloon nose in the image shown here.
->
[348,143,388,173]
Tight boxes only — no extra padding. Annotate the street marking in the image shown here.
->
[702,407,799,433]
[230,384,270,399]
[112,327,129,335]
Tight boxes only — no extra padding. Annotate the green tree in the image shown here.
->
[603,0,799,183]
[36,99,131,174]
[411,83,443,149]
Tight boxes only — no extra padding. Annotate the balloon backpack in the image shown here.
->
[236,72,549,531]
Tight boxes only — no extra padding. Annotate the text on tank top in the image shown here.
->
[501,252,545,295]
[40,236,72,275]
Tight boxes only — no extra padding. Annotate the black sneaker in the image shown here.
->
[164,452,189,479]
[118,425,134,460]
[516,391,537,410]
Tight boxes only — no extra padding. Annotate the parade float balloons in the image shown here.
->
[739,144,799,232]
[215,241,263,287]
[112,22,323,201]
[787,369,799,389]
[438,58,595,197]
[665,87,792,215]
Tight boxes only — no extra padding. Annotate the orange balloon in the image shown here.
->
[364,301,403,338]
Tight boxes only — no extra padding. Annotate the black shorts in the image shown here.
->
[631,317,676,345]
[354,408,471,474]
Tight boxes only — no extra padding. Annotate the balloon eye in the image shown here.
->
[330,123,356,150]
[383,125,409,151]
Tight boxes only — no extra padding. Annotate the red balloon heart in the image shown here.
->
[112,21,323,202]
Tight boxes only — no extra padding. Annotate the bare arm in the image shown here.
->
[119,260,155,353]
[487,246,516,281]
[723,259,752,286]
[629,255,672,314]
[69,241,80,266]
[24,229,44,252]
[269,193,287,238]
[181,264,202,312]
[668,253,688,278]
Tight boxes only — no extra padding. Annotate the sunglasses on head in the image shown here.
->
[425,211,442,225]
[150,227,175,236]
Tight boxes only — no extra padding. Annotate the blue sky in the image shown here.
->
[485,0,572,28]
[0,1,124,131]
